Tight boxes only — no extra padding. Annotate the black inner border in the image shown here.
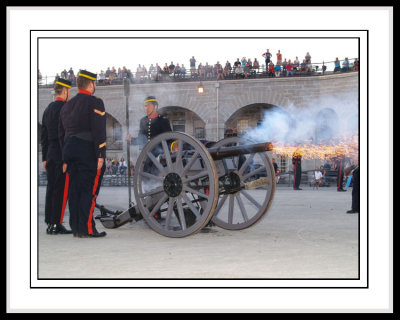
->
[31,30,367,289]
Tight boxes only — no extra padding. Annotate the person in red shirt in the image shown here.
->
[286,59,293,77]
[268,61,275,77]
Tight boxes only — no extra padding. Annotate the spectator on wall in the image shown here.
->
[282,58,287,75]
[244,59,252,79]
[174,63,181,78]
[215,61,224,80]
[300,59,307,72]
[275,61,281,77]
[68,67,74,79]
[162,63,169,80]
[253,58,260,72]
[99,70,105,84]
[305,52,311,64]
[293,56,300,72]
[198,62,205,79]
[353,58,359,71]
[224,60,232,78]
[342,57,349,72]
[241,57,247,69]
[233,58,241,72]
[168,61,175,76]
[180,64,186,78]
[276,50,282,65]
[334,57,341,72]
[61,69,68,79]
[105,67,111,78]
[286,59,293,76]
[190,56,196,77]
[262,49,272,67]
[150,64,157,80]
[205,62,212,79]
[268,61,275,77]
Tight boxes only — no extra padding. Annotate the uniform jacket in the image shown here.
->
[137,114,172,148]
[59,90,107,159]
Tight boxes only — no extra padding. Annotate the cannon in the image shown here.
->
[96,132,276,238]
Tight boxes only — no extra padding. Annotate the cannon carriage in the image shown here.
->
[96,131,276,238]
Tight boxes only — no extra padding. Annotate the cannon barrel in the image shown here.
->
[207,142,273,160]
[160,141,273,163]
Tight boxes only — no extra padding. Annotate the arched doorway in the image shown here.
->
[105,113,123,153]
[226,103,294,140]
[159,106,206,139]
[225,103,294,173]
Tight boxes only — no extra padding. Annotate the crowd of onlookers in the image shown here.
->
[104,157,134,176]
[38,50,359,85]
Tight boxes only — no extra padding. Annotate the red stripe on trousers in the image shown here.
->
[59,172,69,224]
[293,160,297,188]
[88,169,101,234]
[338,163,343,190]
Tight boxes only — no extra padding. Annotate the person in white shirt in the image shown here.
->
[314,168,323,188]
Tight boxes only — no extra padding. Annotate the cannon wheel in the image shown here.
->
[210,136,276,230]
[133,132,219,238]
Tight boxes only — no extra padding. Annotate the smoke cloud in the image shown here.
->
[242,91,359,159]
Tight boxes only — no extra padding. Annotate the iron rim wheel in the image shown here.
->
[133,132,219,237]
[211,136,276,230]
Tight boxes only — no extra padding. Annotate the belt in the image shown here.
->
[67,131,93,142]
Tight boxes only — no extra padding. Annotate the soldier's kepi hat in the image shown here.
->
[78,69,97,81]
[55,78,72,88]
[144,96,158,105]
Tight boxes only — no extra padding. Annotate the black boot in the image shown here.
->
[50,224,73,235]
[78,231,107,238]
[57,224,73,234]
[46,223,52,234]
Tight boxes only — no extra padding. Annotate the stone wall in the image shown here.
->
[38,72,358,171]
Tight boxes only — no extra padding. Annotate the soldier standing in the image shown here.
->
[126,96,172,221]
[59,70,107,238]
[292,148,302,190]
[126,96,172,150]
[334,154,347,192]
[346,159,360,213]
[41,79,73,235]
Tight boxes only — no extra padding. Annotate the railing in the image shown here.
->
[38,172,135,187]
[38,58,359,88]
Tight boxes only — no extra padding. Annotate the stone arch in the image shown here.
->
[225,103,294,140]
[159,106,206,139]
[314,108,340,143]
[105,112,124,152]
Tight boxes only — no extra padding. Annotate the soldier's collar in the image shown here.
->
[148,112,159,119]
[78,89,92,96]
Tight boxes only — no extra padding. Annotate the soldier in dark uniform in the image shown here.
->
[126,96,172,220]
[59,70,107,238]
[346,159,360,214]
[41,79,73,235]
[126,96,172,150]
[334,154,347,192]
[292,148,302,190]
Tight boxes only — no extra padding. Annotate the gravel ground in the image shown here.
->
[36,184,358,281]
